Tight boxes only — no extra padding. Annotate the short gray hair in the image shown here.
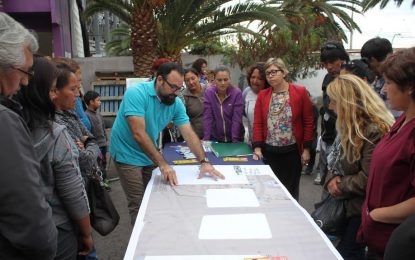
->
[0,12,38,69]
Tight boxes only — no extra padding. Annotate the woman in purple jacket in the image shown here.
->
[203,66,244,142]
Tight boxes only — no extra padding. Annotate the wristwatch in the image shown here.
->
[200,157,210,164]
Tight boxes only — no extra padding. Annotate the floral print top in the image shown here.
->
[266,91,296,146]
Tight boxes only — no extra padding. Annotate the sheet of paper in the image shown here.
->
[154,165,249,185]
[206,188,259,208]
[198,213,272,239]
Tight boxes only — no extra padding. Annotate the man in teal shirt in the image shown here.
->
[110,62,223,224]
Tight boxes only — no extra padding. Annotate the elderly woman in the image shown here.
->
[243,62,269,144]
[0,13,57,259]
[183,68,205,138]
[357,47,415,259]
[203,66,245,143]
[253,58,313,200]
[325,74,394,259]
[17,56,93,258]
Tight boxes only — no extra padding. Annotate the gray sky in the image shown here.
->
[348,1,415,49]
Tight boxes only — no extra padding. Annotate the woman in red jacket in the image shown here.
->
[252,58,313,200]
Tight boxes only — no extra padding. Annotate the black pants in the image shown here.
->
[263,146,302,200]
[337,216,365,260]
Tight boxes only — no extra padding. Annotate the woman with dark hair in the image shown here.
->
[183,67,205,138]
[17,56,93,259]
[243,62,269,144]
[192,58,208,85]
[357,47,415,259]
[203,66,244,143]
[52,62,100,182]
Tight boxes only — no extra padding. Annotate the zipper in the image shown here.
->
[215,93,228,142]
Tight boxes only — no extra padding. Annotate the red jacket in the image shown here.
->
[252,83,314,153]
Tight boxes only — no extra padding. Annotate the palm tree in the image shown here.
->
[104,23,132,56]
[84,0,165,76]
[83,0,286,76]
[269,0,362,42]
[362,0,415,11]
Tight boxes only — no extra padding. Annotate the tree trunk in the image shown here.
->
[131,6,158,77]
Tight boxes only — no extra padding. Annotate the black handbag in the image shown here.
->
[311,193,347,236]
[87,166,120,236]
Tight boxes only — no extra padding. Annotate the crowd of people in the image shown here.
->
[1,10,415,260]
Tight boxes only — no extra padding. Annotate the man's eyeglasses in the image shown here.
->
[163,78,183,92]
[265,69,283,77]
[14,67,34,77]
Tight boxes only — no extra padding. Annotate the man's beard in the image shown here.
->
[160,93,176,105]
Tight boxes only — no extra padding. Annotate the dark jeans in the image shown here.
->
[263,146,302,200]
[337,216,365,260]
[305,138,317,173]
[55,223,77,260]
[99,146,107,179]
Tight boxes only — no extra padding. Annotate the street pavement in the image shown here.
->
[93,159,324,259]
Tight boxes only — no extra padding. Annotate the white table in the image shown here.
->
[124,165,342,260]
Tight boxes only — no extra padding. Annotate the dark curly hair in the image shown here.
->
[246,62,270,89]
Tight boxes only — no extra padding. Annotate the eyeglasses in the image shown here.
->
[163,78,183,92]
[14,67,34,77]
[265,69,283,77]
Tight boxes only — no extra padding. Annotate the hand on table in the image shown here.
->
[199,163,225,180]
[160,164,178,186]
[252,148,263,161]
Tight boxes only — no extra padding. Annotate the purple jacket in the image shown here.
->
[203,85,245,142]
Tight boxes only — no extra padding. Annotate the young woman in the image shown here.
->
[357,47,415,259]
[252,58,313,200]
[325,74,394,260]
[17,56,93,258]
[203,66,244,143]
[183,68,205,138]
[52,62,101,185]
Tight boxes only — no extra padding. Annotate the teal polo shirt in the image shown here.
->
[109,80,189,166]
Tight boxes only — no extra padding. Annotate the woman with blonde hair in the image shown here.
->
[253,58,313,200]
[324,74,394,260]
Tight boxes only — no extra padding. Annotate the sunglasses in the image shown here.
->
[163,78,183,92]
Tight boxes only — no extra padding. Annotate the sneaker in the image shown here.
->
[314,175,321,185]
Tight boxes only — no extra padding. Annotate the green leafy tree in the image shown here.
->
[187,37,231,56]
[268,0,362,42]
